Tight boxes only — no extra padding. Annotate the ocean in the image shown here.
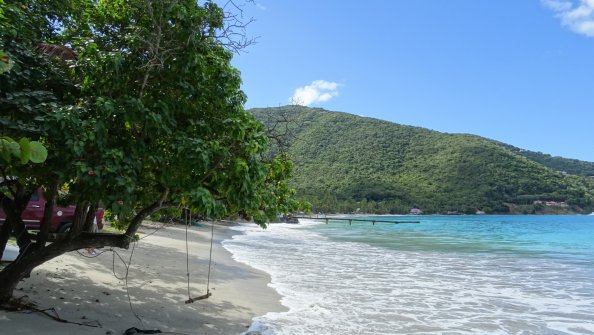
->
[222,215,594,335]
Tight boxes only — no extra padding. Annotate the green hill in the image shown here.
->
[251,106,594,214]
[490,141,594,177]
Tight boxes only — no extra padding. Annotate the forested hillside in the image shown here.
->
[492,141,594,177]
[251,106,594,214]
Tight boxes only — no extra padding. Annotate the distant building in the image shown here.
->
[533,200,569,208]
[476,210,486,215]
[410,208,423,215]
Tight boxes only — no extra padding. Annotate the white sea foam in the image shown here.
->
[223,222,594,335]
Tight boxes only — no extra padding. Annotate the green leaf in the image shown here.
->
[0,139,12,162]
[5,138,20,159]
[19,137,30,164]
[28,141,48,163]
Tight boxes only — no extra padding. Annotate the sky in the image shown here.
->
[228,0,594,162]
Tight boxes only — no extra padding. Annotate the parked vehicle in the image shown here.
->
[0,188,104,233]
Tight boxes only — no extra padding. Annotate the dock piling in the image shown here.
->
[292,216,420,225]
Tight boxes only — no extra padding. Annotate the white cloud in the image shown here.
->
[290,80,341,106]
[543,0,594,37]
[255,2,267,11]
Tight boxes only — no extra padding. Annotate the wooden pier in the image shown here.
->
[292,216,420,225]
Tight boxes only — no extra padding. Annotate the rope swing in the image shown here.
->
[183,207,214,304]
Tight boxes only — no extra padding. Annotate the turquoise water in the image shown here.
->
[225,215,594,334]
[317,215,594,261]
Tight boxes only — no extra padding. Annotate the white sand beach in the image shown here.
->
[0,222,285,335]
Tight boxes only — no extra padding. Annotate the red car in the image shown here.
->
[0,188,104,233]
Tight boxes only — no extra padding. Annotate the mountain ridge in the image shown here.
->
[250,106,594,214]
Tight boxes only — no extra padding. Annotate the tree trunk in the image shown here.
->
[0,232,130,304]
[0,222,12,263]
[0,188,32,261]
[0,192,170,304]
[67,201,89,238]
[36,182,58,246]
[0,194,13,261]
[82,203,98,232]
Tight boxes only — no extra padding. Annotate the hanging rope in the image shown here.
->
[76,239,143,323]
[206,220,214,294]
[184,209,214,304]
[184,207,192,302]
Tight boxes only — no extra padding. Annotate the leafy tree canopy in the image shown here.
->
[0,0,300,303]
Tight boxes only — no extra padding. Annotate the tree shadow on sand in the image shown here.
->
[10,225,274,334]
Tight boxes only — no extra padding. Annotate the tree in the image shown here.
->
[0,0,300,304]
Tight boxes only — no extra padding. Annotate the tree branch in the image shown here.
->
[36,181,58,246]
[123,189,169,242]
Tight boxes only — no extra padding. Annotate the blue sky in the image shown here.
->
[229,1,594,162]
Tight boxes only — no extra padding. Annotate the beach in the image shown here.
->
[0,222,285,335]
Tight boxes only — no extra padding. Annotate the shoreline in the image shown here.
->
[204,216,594,334]
[0,221,285,334]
